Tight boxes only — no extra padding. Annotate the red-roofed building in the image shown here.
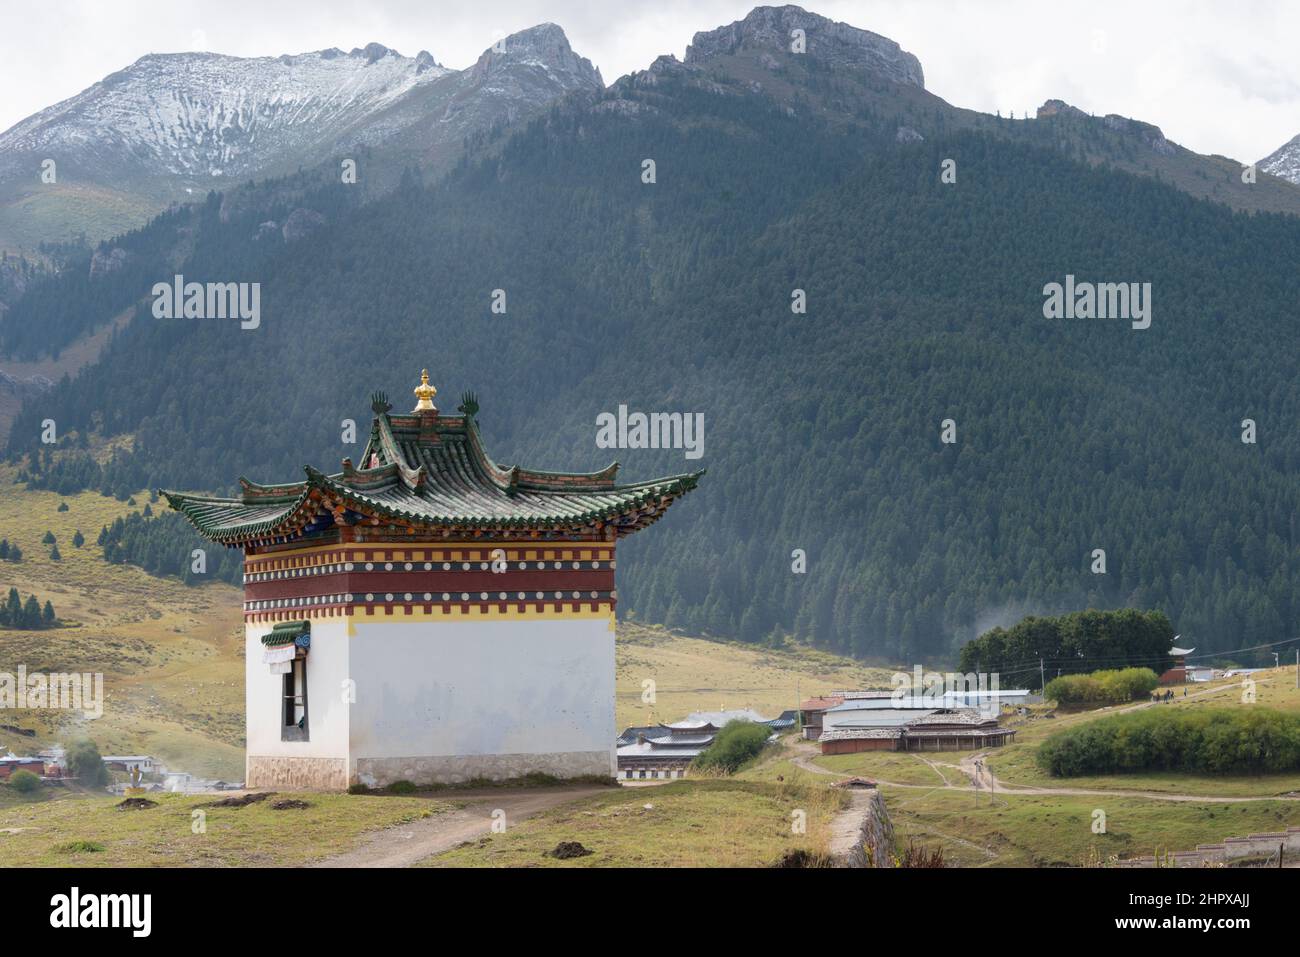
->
[798,696,844,740]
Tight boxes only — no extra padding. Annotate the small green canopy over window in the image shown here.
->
[262,620,310,647]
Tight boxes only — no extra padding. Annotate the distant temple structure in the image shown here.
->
[165,371,701,790]
[1159,643,1196,685]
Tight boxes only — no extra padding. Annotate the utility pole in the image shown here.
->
[1040,657,1046,695]
[796,678,802,735]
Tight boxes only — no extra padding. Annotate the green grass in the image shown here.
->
[0,790,454,866]
[422,779,848,868]
[812,751,963,787]
[987,739,1300,798]
[882,784,1300,868]
[983,670,1300,797]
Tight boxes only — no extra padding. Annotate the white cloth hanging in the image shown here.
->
[263,644,298,673]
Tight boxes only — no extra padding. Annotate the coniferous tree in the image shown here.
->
[21,595,41,628]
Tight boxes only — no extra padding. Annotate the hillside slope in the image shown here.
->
[3,6,1299,663]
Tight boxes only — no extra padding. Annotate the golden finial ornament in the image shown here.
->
[412,369,438,412]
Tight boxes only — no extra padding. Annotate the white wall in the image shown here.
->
[245,619,350,761]
[346,616,615,763]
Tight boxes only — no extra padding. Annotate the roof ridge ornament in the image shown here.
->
[412,369,438,412]
[370,391,391,414]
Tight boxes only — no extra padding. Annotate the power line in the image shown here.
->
[969,636,1300,679]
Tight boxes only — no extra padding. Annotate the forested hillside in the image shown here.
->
[4,25,1299,664]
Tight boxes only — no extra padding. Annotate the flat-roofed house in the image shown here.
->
[819,706,1015,754]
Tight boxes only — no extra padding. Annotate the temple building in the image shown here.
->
[1159,644,1196,685]
[165,371,702,790]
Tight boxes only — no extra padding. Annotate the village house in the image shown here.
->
[798,695,844,739]
[166,371,701,790]
[819,704,1016,754]
[0,755,45,779]
[101,755,161,775]
[615,708,790,779]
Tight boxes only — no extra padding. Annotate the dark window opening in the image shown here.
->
[281,656,309,742]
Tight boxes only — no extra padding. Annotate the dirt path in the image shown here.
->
[314,786,609,868]
[791,740,1300,805]
[953,751,1300,804]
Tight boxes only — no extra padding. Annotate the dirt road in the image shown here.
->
[314,785,609,868]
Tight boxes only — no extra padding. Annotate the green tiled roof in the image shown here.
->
[163,400,702,546]
[262,621,310,646]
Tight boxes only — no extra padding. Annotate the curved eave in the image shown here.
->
[161,485,316,545]
[161,468,703,547]
[311,467,703,531]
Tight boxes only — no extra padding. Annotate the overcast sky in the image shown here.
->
[4,0,1297,163]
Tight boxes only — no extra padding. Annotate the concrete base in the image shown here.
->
[355,750,613,788]
[247,755,349,791]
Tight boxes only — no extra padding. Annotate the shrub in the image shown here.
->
[57,840,105,854]
[65,738,108,786]
[693,720,772,774]
[7,769,41,793]
[388,780,417,794]
[1045,667,1158,706]
[1037,708,1300,777]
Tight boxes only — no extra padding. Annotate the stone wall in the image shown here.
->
[835,788,896,867]
[246,755,349,791]
[1114,825,1300,867]
[355,749,613,788]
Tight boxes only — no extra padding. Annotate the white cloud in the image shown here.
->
[3,0,1297,163]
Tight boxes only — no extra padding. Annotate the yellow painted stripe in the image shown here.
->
[246,605,615,628]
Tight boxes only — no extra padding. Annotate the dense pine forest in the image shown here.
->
[3,53,1299,665]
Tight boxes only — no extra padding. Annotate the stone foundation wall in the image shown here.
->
[1114,825,1300,868]
[247,755,349,791]
[355,750,613,788]
[838,790,896,868]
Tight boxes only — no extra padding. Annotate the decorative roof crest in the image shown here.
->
[412,369,438,412]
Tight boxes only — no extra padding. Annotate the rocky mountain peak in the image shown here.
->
[469,23,603,89]
[1260,133,1300,185]
[1037,99,1177,156]
[684,4,923,88]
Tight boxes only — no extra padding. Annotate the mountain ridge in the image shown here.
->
[0,24,603,252]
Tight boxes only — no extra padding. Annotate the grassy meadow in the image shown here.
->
[0,465,245,778]
[423,777,847,868]
[0,788,451,866]
[614,619,895,729]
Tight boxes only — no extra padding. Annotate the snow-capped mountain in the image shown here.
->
[0,24,602,248]
[0,43,450,182]
[1260,134,1300,185]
